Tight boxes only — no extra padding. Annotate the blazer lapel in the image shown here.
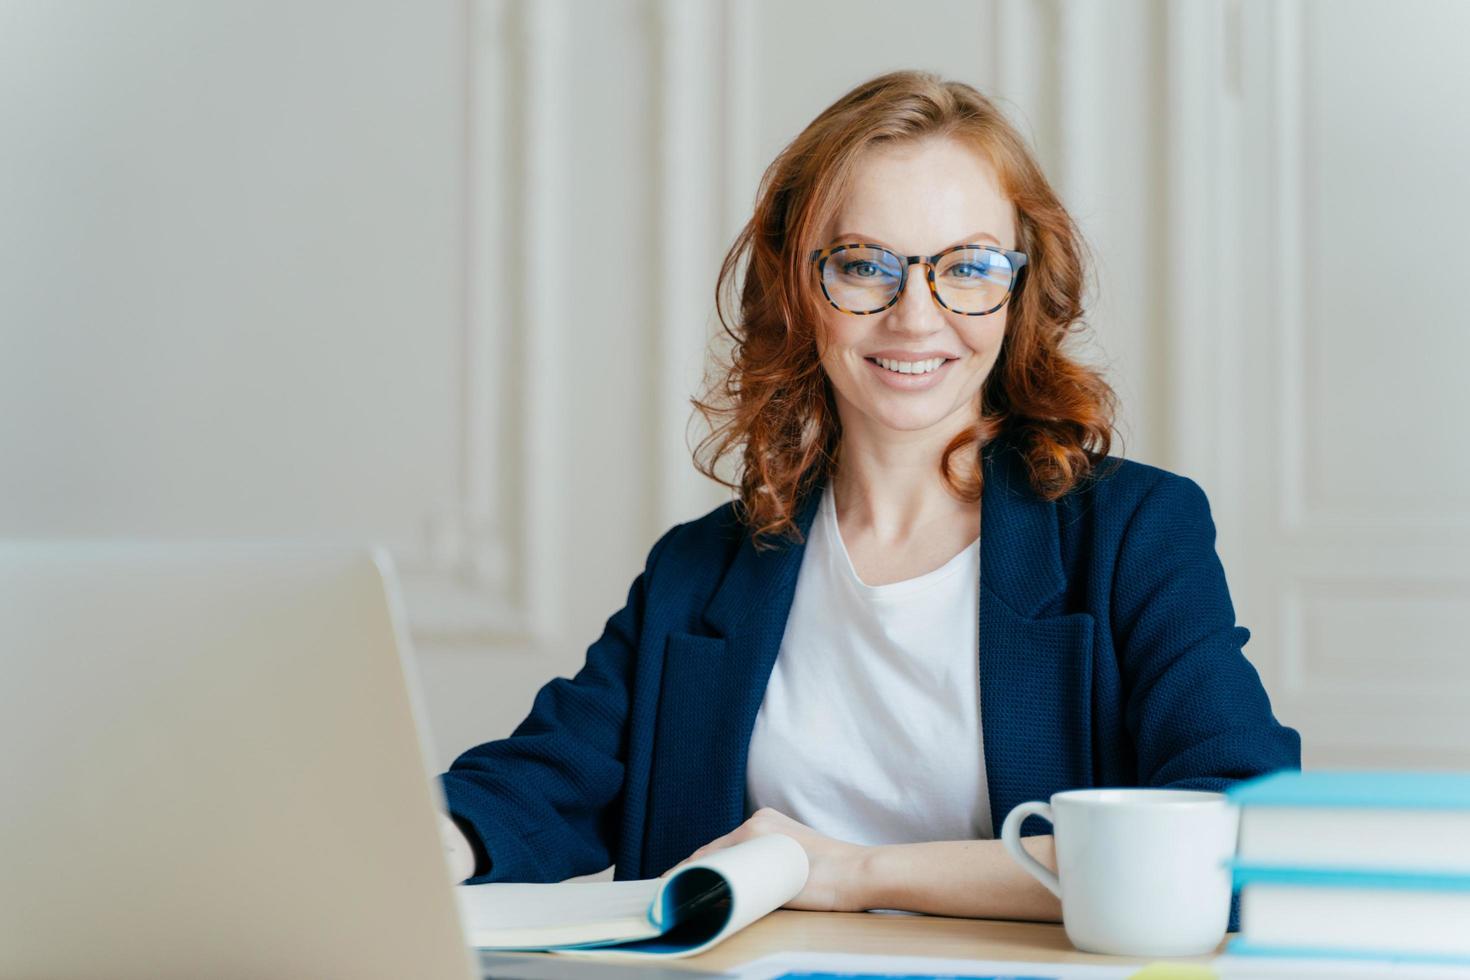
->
[975,438,1097,837]
[659,434,1095,870]
[644,481,822,872]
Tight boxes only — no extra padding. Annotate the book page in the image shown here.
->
[458,833,809,957]
[561,833,810,959]
[456,879,663,948]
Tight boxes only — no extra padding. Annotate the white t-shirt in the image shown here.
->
[744,481,993,845]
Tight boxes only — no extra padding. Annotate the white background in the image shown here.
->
[3,0,1468,786]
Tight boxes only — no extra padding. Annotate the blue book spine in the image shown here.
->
[1226,769,1470,810]
[1227,938,1470,966]
[1229,861,1470,892]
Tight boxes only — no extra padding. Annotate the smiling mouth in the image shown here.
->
[864,356,957,376]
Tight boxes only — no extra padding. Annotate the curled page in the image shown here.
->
[559,832,810,960]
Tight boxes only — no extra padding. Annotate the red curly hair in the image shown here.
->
[692,70,1120,550]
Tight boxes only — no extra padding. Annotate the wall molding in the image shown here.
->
[649,0,729,537]
[1271,0,1309,539]
[1267,0,1470,540]
[397,0,564,645]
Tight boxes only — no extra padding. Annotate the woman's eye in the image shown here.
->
[949,263,990,280]
[844,261,882,278]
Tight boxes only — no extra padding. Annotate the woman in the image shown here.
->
[436,70,1300,926]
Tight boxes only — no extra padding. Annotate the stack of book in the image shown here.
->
[1224,769,1470,966]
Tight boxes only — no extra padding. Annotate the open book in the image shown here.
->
[454,833,808,960]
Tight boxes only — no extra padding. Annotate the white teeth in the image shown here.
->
[874,356,946,375]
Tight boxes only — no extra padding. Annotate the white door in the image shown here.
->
[1229,0,1470,768]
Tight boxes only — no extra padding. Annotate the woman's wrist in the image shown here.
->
[852,836,1062,921]
[850,843,889,911]
[857,841,929,911]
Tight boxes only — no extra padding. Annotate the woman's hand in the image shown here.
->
[437,811,477,883]
[660,807,871,912]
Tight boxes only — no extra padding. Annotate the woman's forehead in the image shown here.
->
[829,138,1015,251]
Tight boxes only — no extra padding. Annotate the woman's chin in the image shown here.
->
[861,402,959,434]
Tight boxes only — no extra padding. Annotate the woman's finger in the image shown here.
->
[668,811,787,877]
[660,847,709,877]
[658,821,755,878]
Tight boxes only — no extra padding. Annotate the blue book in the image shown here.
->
[1223,770,1470,964]
[1225,769,1470,875]
[1225,864,1470,964]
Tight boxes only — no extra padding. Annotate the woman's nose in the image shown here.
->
[890,266,944,324]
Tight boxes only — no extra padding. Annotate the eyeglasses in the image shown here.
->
[809,242,1028,316]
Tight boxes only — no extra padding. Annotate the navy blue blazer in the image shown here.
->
[441,432,1300,926]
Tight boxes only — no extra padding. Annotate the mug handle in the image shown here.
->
[1000,801,1061,898]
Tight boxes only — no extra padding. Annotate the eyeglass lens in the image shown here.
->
[820,246,1016,314]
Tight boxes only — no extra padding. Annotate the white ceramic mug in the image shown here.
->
[1000,788,1239,957]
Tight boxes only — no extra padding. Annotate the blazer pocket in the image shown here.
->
[643,631,728,871]
[980,595,1097,800]
[651,630,726,765]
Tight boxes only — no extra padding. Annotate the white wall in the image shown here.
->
[3,0,1468,780]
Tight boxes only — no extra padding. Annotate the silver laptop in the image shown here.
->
[0,542,484,980]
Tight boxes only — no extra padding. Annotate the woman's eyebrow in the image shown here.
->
[828,230,1003,251]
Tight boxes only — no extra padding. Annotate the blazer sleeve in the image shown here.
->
[437,522,682,884]
[1111,473,1302,791]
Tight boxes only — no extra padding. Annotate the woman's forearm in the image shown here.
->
[854,835,1062,922]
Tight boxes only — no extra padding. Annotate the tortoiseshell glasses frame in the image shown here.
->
[809,242,1029,316]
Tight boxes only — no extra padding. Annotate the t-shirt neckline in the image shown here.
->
[823,482,979,599]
